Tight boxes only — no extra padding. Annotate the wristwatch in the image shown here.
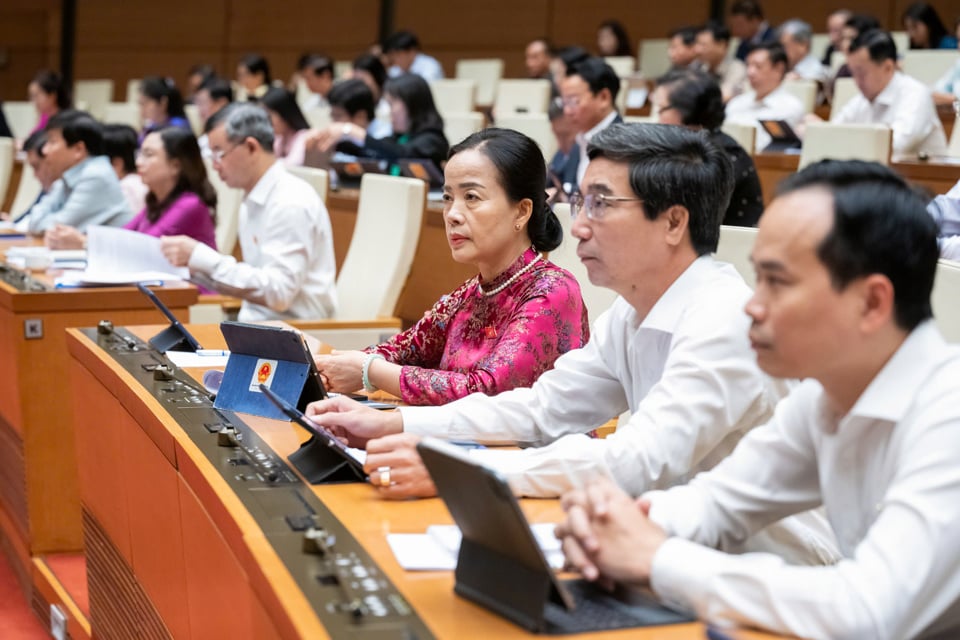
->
[343,123,354,139]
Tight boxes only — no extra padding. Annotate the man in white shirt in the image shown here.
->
[726,42,806,151]
[559,57,622,190]
[160,103,337,322]
[557,159,960,640]
[833,29,948,156]
[383,30,444,82]
[778,19,827,83]
[305,123,837,565]
[299,54,334,111]
[695,21,748,101]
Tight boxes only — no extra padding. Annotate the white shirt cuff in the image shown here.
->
[650,536,724,614]
[188,241,224,274]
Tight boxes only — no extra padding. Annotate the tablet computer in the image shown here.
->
[398,159,445,190]
[330,158,389,187]
[137,282,203,352]
[759,119,803,152]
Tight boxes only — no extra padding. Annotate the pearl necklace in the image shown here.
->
[478,251,542,297]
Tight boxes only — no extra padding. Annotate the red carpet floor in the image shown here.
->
[0,552,48,639]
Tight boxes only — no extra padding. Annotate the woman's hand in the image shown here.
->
[44,224,86,249]
[314,350,366,393]
[305,123,366,153]
[305,395,403,448]
[363,433,438,499]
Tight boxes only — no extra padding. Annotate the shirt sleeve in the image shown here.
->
[395,274,588,405]
[34,173,124,231]
[647,388,960,640]
[26,180,67,234]
[187,200,316,313]
[889,85,940,154]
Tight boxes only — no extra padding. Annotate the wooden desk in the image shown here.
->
[326,190,475,328]
[67,323,777,640]
[754,153,960,205]
[0,244,197,599]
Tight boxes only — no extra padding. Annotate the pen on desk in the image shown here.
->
[196,349,229,357]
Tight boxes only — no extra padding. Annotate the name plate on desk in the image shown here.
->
[214,322,324,420]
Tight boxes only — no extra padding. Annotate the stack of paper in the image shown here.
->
[387,523,563,571]
[54,227,188,287]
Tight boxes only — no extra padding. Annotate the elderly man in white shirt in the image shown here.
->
[557,159,960,640]
[161,103,337,322]
[726,42,806,151]
[833,29,948,156]
[779,19,827,83]
[305,123,838,566]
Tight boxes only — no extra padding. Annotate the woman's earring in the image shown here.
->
[514,223,521,231]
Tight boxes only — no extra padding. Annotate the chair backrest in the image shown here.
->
[103,102,142,129]
[949,122,960,158]
[336,174,425,318]
[622,115,656,124]
[429,79,476,116]
[2,102,37,139]
[126,79,142,103]
[10,161,41,219]
[334,60,352,79]
[933,259,960,343]
[74,79,114,120]
[638,39,671,80]
[184,104,204,136]
[0,137,15,209]
[890,31,910,58]
[799,122,891,169]
[550,202,617,323]
[295,77,313,109]
[303,105,332,129]
[901,50,960,87]
[715,225,758,284]
[810,33,831,62]
[494,113,557,161]
[830,77,860,120]
[721,121,756,155]
[603,56,636,76]
[493,79,552,116]
[442,112,484,148]
[782,79,817,113]
[828,50,846,72]
[203,158,244,255]
[455,59,504,106]
[287,166,329,203]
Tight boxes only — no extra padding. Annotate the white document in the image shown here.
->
[387,523,563,572]
[86,226,189,279]
[164,351,231,369]
[54,269,185,288]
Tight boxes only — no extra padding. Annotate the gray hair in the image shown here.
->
[218,102,274,151]
[778,19,813,45]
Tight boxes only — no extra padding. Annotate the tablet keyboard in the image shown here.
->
[543,579,694,634]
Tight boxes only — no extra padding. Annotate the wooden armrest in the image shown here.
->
[287,316,402,331]
[196,293,243,311]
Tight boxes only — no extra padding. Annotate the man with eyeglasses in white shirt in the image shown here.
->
[304,122,838,566]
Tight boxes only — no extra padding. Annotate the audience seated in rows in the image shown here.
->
[316,128,588,405]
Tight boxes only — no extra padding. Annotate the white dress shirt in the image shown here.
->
[791,53,827,83]
[833,72,948,156]
[120,172,148,215]
[648,321,960,640]
[725,85,805,151]
[188,161,337,321]
[389,53,444,82]
[575,110,619,188]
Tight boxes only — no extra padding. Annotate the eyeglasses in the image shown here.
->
[569,192,644,221]
[210,142,242,164]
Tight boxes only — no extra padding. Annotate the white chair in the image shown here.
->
[622,115,656,124]
[830,77,860,120]
[0,137,14,210]
[933,259,960,343]
[126,79,142,103]
[828,50,846,72]
[715,225,758,284]
[456,59,504,107]
[287,165,329,203]
[603,56,636,76]
[638,39,671,80]
[810,33,831,62]
[74,79,113,120]
[799,122,891,169]
[493,79,551,116]
[9,162,41,220]
[614,76,630,114]
[2,102,37,139]
[948,123,960,158]
[103,102,141,129]
[442,112,484,147]
[495,113,556,161]
[782,79,817,114]
[303,105,331,129]
[549,202,617,323]
[184,104,203,136]
[721,121,756,155]
[890,31,910,58]
[295,78,313,109]
[429,79,476,116]
[334,60,353,80]
[902,50,960,87]
[203,158,244,256]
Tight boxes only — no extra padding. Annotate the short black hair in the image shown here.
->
[352,53,388,92]
[198,76,234,103]
[23,130,46,156]
[327,78,375,121]
[656,69,725,131]
[778,160,938,330]
[566,57,621,104]
[449,128,562,252]
[747,41,788,70]
[239,53,272,84]
[730,0,764,19]
[102,123,138,174]
[670,25,699,46]
[845,14,881,35]
[300,54,334,76]
[557,46,590,71]
[699,20,732,43]
[46,109,103,156]
[849,29,898,63]
[383,30,420,53]
[188,64,216,83]
[260,87,310,131]
[587,123,734,255]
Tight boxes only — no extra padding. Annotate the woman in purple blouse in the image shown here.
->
[316,128,589,406]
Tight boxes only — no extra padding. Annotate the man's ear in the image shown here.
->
[662,205,690,247]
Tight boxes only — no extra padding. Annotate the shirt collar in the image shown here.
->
[62,155,97,187]
[576,110,619,147]
[872,72,902,107]
[246,160,284,206]
[641,256,717,333]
